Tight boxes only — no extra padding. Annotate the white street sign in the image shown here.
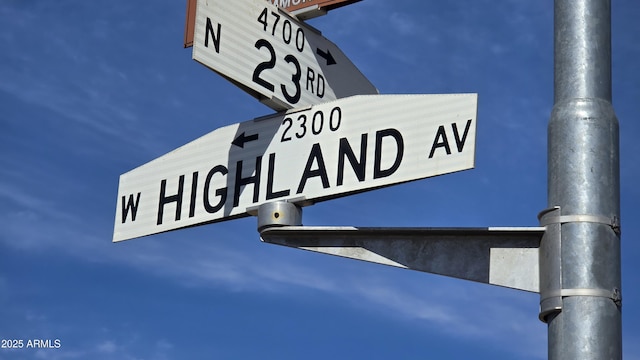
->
[192,0,377,111]
[268,0,362,20]
[113,94,478,242]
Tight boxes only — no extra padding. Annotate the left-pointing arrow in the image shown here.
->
[232,132,259,148]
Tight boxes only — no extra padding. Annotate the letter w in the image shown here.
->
[121,193,141,223]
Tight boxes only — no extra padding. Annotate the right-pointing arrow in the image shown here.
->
[316,48,337,65]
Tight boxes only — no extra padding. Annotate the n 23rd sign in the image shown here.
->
[113,94,477,242]
[192,0,377,111]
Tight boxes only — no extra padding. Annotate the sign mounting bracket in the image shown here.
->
[257,201,545,293]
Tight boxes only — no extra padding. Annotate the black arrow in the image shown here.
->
[232,132,259,148]
[316,48,337,65]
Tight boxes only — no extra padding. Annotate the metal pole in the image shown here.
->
[545,0,621,358]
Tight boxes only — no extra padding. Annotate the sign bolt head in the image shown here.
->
[257,201,302,232]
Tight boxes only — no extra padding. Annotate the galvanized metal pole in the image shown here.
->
[543,0,621,358]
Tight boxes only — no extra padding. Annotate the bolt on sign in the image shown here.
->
[113,94,477,242]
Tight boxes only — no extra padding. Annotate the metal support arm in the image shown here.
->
[257,201,544,293]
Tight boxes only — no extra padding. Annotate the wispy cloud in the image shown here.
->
[0,3,190,159]
[33,349,86,360]
[626,338,640,360]
[389,12,418,36]
[0,186,544,358]
[96,341,118,354]
[28,338,167,360]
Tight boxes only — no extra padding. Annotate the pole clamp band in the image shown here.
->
[539,214,621,234]
[542,288,622,306]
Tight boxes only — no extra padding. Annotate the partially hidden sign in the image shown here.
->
[113,94,478,242]
[269,0,363,19]
[184,0,362,47]
[191,0,377,111]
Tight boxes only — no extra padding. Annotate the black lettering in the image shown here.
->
[297,143,330,193]
[337,135,367,186]
[282,19,292,43]
[203,165,228,214]
[267,153,291,200]
[270,11,280,36]
[281,117,293,142]
[257,8,268,31]
[306,67,316,94]
[452,119,473,152]
[316,73,325,98]
[205,18,222,53]
[295,28,305,52]
[157,176,185,225]
[374,129,404,179]
[429,125,452,158]
[189,172,198,218]
[121,192,141,223]
[234,157,262,207]
[253,39,276,92]
[281,54,302,104]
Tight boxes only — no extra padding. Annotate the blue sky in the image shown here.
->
[1,0,639,359]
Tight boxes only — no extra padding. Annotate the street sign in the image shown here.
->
[184,0,362,47]
[113,94,477,242]
[270,0,363,19]
[192,0,377,111]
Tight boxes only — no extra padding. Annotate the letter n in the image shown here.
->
[205,18,222,53]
